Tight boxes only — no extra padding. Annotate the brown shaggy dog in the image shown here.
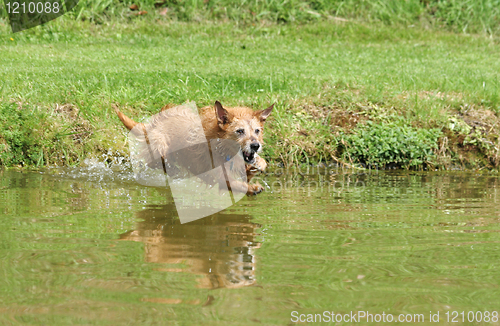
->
[115,101,273,195]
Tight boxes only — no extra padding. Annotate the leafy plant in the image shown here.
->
[341,121,442,168]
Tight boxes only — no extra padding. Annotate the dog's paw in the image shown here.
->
[246,182,264,196]
[252,155,267,172]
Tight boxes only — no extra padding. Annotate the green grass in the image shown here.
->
[3,0,500,35]
[1,19,500,168]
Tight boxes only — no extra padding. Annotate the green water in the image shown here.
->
[1,167,500,325]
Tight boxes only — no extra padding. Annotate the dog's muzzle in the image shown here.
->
[243,142,260,164]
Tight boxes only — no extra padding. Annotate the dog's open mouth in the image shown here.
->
[243,151,255,164]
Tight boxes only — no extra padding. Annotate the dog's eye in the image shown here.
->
[255,129,260,135]
[236,129,245,135]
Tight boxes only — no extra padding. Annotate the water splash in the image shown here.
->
[46,151,138,185]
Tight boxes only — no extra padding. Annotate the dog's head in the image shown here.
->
[214,101,273,164]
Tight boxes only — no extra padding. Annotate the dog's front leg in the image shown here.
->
[222,177,263,196]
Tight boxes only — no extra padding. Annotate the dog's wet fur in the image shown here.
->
[115,101,273,195]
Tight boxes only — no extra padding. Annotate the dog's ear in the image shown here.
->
[256,103,274,123]
[215,101,231,126]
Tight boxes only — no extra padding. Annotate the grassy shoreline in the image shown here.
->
[1,19,500,170]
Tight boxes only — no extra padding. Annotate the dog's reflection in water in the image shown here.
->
[119,203,261,289]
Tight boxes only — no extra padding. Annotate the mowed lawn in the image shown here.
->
[1,20,499,166]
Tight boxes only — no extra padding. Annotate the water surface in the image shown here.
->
[1,167,500,325]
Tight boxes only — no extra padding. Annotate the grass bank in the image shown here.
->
[1,19,500,169]
[3,0,500,35]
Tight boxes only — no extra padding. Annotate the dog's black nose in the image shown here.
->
[250,143,260,152]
